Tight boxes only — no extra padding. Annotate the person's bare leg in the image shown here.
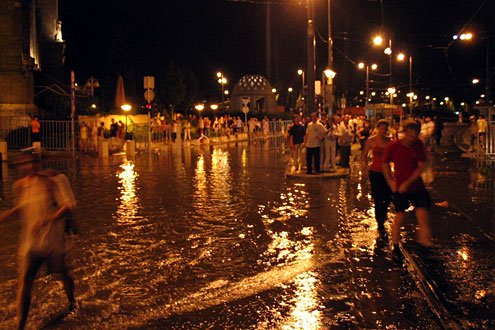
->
[60,271,76,311]
[17,260,41,330]
[415,207,432,247]
[392,212,406,245]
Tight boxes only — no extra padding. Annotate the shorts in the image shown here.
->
[21,252,68,275]
[392,189,431,213]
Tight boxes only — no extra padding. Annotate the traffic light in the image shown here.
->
[145,102,152,110]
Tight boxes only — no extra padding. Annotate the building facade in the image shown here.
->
[0,0,64,116]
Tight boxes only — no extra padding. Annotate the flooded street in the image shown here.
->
[0,142,439,329]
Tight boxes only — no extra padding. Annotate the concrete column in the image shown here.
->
[126,140,135,157]
[99,140,109,158]
[32,141,42,154]
[0,140,7,161]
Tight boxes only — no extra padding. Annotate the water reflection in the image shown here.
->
[282,271,321,330]
[116,160,142,225]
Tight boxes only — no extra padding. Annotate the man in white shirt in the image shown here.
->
[304,112,326,174]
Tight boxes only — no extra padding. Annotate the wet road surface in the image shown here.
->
[0,142,440,329]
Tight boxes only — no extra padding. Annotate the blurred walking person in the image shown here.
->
[382,121,432,262]
[31,116,41,143]
[360,120,392,231]
[0,158,78,329]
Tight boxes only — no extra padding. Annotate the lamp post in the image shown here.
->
[323,68,336,114]
[397,52,414,113]
[288,87,294,111]
[216,72,227,112]
[306,0,316,115]
[387,87,396,105]
[358,62,377,108]
[297,69,305,113]
[373,35,394,103]
[121,104,132,140]
[326,0,335,116]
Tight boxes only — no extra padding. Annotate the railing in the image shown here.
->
[0,118,75,150]
[0,117,292,152]
[484,109,495,158]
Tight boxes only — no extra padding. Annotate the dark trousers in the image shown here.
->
[369,171,392,225]
[306,147,320,173]
[339,145,351,167]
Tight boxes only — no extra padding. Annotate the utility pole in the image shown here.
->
[70,70,76,158]
[306,0,316,115]
[265,2,271,82]
[327,0,334,115]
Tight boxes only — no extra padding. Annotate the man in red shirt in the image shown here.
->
[382,121,432,261]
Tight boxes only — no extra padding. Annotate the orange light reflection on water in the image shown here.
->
[116,161,141,224]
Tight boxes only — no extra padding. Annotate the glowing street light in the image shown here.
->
[472,78,480,84]
[121,104,132,140]
[216,72,227,112]
[358,62,377,107]
[288,87,293,92]
[272,88,277,93]
[210,104,219,111]
[373,35,383,46]
[453,32,473,41]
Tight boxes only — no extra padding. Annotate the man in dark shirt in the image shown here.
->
[288,114,306,171]
[382,121,432,261]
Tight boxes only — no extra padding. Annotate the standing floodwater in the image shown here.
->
[0,143,438,329]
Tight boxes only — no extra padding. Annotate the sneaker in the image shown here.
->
[67,302,77,314]
[392,246,403,263]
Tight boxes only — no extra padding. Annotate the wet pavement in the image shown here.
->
[398,124,495,328]
[0,140,443,329]
[1,126,494,329]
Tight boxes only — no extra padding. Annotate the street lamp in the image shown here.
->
[358,62,377,107]
[216,72,228,112]
[397,52,413,112]
[323,68,336,114]
[297,69,305,112]
[387,87,396,105]
[288,87,294,110]
[121,104,132,140]
[373,34,393,94]
[195,103,205,118]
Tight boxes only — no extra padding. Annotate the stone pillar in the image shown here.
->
[126,140,135,157]
[0,140,7,161]
[99,140,109,158]
[32,141,41,154]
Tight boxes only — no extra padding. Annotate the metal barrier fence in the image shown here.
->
[0,117,292,152]
[0,118,75,150]
[484,109,495,158]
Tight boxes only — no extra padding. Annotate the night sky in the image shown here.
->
[59,0,494,107]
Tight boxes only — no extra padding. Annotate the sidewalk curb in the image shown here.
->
[399,243,462,330]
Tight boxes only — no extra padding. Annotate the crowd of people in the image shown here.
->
[287,112,442,262]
